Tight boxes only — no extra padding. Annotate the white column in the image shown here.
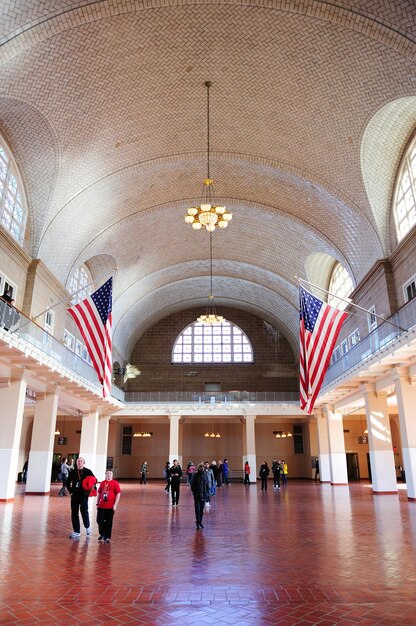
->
[363,384,397,495]
[26,391,59,495]
[393,368,416,500]
[324,404,348,485]
[243,412,257,482]
[95,416,110,482]
[79,409,99,474]
[0,375,27,501]
[169,414,181,465]
[316,409,331,483]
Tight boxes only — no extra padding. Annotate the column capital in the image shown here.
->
[168,413,181,420]
[244,410,257,420]
[360,382,376,396]
[392,366,410,384]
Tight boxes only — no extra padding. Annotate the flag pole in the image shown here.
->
[296,276,407,333]
[31,269,117,322]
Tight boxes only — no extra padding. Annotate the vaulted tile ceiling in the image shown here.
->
[0,0,415,361]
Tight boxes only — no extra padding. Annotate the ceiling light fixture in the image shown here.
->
[197,232,224,325]
[204,423,221,438]
[184,81,232,232]
[274,430,293,438]
[133,422,153,438]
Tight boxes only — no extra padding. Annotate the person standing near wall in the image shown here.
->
[163,461,171,493]
[281,460,288,485]
[67,457,95,538]
[271,459,281,490]
[96,469,121,543]
[140,461,148,484]
[222,459,230,485]
[244,461,251,485]
[170,459,182,506]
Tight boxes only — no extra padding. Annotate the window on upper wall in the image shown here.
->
[368,305,377,331]
[393,134,416,242]
[327,263,354,311]
[0,138,28,245]
[68,264,92,304]
[172,320,254,364]
[403,275,416,303]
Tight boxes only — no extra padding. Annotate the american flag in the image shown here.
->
[68,278,113,398]
[299,285,347,413]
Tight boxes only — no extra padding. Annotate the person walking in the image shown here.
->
[186,461,195,486]
[140,461,148,484]
[170,459,182,505]
[96,469,121,543]
[59,457,74,496]
[217,460,223,487]
[314,458,320,481]
[244,461,251,485]
[191,463,210,529]
[271,459,281,490]
[204,461,215,508]
[259,461,270,490]
[222,459,230,485]
[67,457,96,538]
[163,461,171,493]
[281,460,288,485]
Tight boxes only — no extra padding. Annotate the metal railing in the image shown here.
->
[322,296,416,388]
[124,390,300,404]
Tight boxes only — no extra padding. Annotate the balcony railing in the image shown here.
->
[124,390,300,404]
[322,296,416,388]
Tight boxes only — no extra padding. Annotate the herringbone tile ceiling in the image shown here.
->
[0,0,414,359]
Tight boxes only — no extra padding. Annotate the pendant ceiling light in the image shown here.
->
[184,81,232,232]
[197,233,224,325]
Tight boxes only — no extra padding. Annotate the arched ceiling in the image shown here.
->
[0,0,414,362]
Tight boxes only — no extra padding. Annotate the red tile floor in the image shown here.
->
[1,480,416,625]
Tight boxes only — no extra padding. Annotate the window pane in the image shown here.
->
[171,320,253,363]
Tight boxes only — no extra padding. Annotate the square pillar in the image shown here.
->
[169,414,181,465]
[243,412,257,482]
[324,404,348,485]
[80,409,99,473]
[96,416,110,482]
[363,384,397,495]
[0,376,27,501]
[26,391,59,495]
[393,368,416,500]
[316,409,331,483]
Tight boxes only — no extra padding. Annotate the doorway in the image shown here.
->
[346,452,360,480]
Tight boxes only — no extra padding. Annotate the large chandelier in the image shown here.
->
[184,81,233,232]
[197,233,224,325]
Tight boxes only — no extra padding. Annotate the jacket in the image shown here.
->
[66,466,95,496]
[191,470,210,500]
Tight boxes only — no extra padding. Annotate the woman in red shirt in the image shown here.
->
[96,470,121,543]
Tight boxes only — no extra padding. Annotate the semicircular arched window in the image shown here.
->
[172,320,254,364]
[68,264,92,304]
[393,133,416,242]
[0,138,28,244]
[327,263,354,311]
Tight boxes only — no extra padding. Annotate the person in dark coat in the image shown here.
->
[259,461,270,491]
[170,459,182,505]
[191,463,210,529]
[66,456,95,538]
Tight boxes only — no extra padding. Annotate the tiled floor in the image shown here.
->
[1,480,416,625]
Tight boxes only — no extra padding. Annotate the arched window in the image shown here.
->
[0,138,27,244]
[393,134,416,242]
[328,263,353,310]
[68,264,92,303]
[172,320,254,363]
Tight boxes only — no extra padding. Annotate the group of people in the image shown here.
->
[62,457,121,543]
[185,459,230,487]
[258,459,288,490]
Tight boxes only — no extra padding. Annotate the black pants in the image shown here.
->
[97,508,115,539]
[171,482,180,504]
[273,472,280,488]
[261,476,268,490]
[244,474,250,484]
[140,472,147,484]
[71,494,90,532]
[194,498,205,525]
[164,478,170,492]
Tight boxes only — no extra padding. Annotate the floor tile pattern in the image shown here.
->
[1,481,416,624]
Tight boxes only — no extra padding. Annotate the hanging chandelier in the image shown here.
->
[133,423,153,437]
[197,233,224,325]
[204,423,221,438]
[274,431,293,438]
[184,81,232,232]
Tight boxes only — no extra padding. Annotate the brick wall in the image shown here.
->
[128,308,298,393]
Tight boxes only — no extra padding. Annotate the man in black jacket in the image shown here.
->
[66,456,95,538]
[191,463,210,529]
[170,459,182,505]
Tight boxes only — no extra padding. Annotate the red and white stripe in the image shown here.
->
[300,304,347,414]
[68,298,113,398]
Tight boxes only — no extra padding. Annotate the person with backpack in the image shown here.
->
[66,456,96,538]
[259,461,270,490]
[96,469,121,543]
[163,461,171,493]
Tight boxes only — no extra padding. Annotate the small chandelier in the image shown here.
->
[197,233,224,325]
[274,431,293,438]
[184,81,233,232]
[134,423,153,438]
[204,424,221,438]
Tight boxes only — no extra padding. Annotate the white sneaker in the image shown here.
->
[69,532,81,538]
[86,527,91,536]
